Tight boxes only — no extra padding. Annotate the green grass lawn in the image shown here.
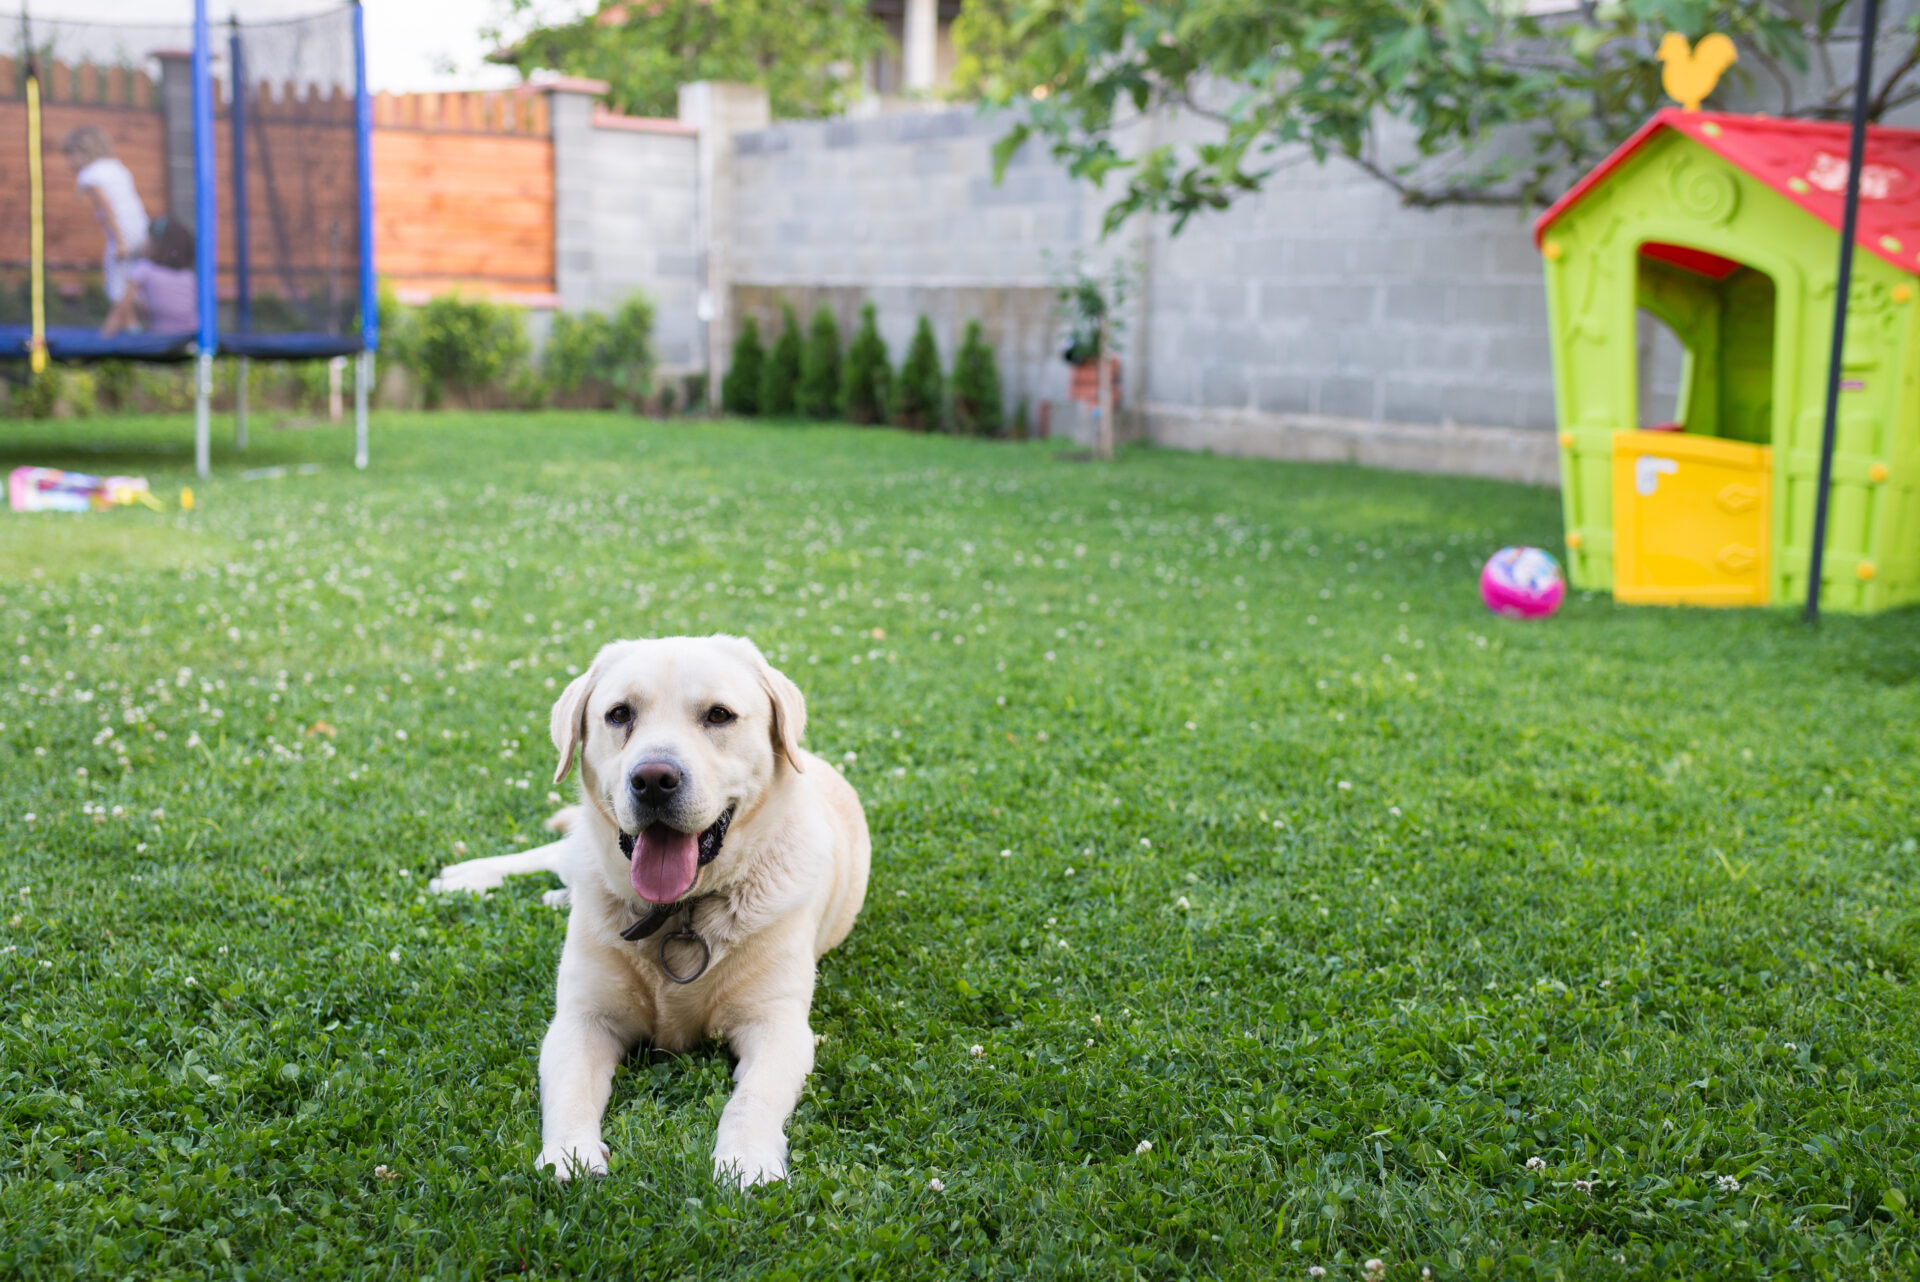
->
[4,412,1920,1280]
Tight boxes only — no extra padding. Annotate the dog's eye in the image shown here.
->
[704,705,736,726]
[605,704,633,726]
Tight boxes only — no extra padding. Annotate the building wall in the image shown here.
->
[729,108,1088,426]
[725,102,1568,478]
[552,103,701,368]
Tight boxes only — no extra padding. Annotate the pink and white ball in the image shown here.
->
[1479,546,1565,619]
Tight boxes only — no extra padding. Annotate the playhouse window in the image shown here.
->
[1633,243,1776,445]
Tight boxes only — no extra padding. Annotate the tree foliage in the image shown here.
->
[989,0,1920,227]
[840,302,892,425]
[894,316,945,431]
[722,316,764,415]
[798,305,843,419]
[950,320,1005,436]
[489,0,885,119]
[761,302,803,417]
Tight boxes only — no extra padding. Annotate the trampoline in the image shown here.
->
[3,0,376,475]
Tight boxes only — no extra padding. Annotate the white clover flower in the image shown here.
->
[1364,1259,1385,1281]
[388,949,401,963]
[1716,1174,1741,1193]
[1140,838,1151,848]
[1573,1179,1594,1195]
[453,841,468,855]
[22,814,34,824]
[374,1165,399,1181]
[1175,896,1190,910]
[1526,1156,1546,1171]
[1308,1270,1327,1280]
[927,1177,944,1192]
[969,1044,984,1058]
[185,976,197,987]
[842,751,857,763]
[1000,849,1012,858]
[1134,1140,1152,1155]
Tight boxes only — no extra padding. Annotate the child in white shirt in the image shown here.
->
[60,126,150,304]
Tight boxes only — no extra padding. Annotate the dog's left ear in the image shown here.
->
[719,635,807,772]
[549,644,617,785]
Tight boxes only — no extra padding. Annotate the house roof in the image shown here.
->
[1535,109,1920,275]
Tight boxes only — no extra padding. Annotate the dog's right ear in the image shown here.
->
[550,645,617,785]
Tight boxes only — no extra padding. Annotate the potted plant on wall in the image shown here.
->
[1053,257,1131,460]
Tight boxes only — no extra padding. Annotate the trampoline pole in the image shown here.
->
[195,354,212,478]
[352,0,376,469]
[235,356,249,450]
[191,0,216,476]
[354,351,370,470]
[23,12,46,375]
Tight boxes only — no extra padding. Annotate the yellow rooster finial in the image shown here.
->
[1658,32,1738,113]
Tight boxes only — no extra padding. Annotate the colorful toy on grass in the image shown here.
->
[1537,37,1920,613]
[8,466,165,513]
[1480,546,1566,619]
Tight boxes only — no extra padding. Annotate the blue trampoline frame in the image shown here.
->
[8,0,378,475]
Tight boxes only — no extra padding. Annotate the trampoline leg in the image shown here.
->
[194,352,213,479]
[235,356,250,452]
[354,350,371,470]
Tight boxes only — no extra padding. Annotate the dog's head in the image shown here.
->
[549,634,806,905]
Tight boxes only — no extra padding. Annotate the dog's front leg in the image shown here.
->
[536,1005,637,1181]
[712,1005,815,1188]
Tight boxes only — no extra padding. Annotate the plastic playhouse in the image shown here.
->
[1535,109,1920,613]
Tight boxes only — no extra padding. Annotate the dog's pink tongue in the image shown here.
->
[632,823,699,904]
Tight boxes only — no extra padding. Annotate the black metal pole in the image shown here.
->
[1805,0,1880,623]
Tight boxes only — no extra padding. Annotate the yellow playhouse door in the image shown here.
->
[1612,431,1771,606]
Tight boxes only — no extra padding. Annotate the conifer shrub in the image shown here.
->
[950,319,1004,436]
[722,316,765,415]
[894,315,944,432]
[761,302,803,416]
[839,302,891,425]
[797,304,842,419]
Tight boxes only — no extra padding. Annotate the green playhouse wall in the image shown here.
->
[1542,129,1920,613]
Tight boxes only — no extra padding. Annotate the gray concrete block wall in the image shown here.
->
[1139,140,1558,438]
[552,92,702,370]
[729,107,1087,418]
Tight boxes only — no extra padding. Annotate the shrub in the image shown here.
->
[10,365,61,419]
[797,305,841,419]
[839,303,891,425]
[96,360,134,412]
[62,369,97,418]
[950,320,1004,436]
[722,318,764,415]
[603,293,656,410]
[761,302,802,416]
[397,293,531,408]
[544,309,612,406]
[894,315,944,431]
[545,293,657,410]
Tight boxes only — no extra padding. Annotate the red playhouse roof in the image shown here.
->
[1534,109,1920,275]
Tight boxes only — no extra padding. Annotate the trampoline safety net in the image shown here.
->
[2,5,366,363]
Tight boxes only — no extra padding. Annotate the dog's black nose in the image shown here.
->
[630,761,682,804]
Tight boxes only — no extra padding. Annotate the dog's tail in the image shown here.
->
[545,805,582,834]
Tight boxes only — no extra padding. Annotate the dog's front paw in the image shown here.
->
[537,1140,611,1182]
[427,859,500,895]
[712,1136,789,1189]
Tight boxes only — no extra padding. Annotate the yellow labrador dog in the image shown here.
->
[430,635,869,1186]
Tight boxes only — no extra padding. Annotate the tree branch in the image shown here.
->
[1870,37,1920,118]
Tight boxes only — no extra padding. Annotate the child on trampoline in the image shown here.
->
[100,217,197,337]
[59,126,151,305]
